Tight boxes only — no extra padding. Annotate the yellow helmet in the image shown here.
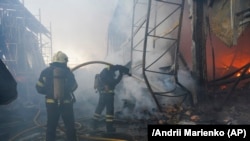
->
[52,51,68,63]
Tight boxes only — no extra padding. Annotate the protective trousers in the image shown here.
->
[93,92,115,132]
[46,102,77,141]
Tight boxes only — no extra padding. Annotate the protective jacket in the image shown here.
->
[36,62,77,100]
[98,65,130,91]
[92,64,130,133]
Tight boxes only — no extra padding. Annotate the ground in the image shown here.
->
[0,90,249,141]
[189,91,250,125]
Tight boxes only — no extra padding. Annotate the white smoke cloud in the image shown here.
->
[23,0,195,120]
[24,0,119,65]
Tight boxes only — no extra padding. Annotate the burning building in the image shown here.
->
[0,0,250,141]
[107,0,250,110]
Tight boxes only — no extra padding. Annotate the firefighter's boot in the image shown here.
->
[106,122,116,133]
[91,119,98,130]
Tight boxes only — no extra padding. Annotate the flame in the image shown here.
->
[236,72,241,77]
[236,68,250,77]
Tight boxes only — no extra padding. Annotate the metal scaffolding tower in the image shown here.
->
[107,0,191,112]
[131,0,190,111]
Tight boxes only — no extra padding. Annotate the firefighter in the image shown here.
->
[36,51,78,141]
[92,64,131,133]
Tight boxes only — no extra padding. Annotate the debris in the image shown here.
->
[185,110,192,116]
[190,115,200,122]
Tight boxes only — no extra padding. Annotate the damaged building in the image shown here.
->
[0,0,250,141]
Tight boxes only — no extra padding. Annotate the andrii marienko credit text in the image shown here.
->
[151,128,225,136]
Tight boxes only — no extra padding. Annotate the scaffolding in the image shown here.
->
[0,0,51,102]
[0,0,51,72]
[107,0,191,112]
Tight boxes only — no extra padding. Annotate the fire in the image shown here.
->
[235,68,250,77]
[236,72,241,77]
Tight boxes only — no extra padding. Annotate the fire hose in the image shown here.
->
[71,60,169,96]
[71,61,113,72]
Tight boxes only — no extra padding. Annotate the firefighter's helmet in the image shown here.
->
[52,51,68,63]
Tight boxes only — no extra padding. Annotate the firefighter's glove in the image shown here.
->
[115,64,131,76]
[121,66,130,75]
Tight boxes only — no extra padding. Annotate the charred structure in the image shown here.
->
[0,0,51,82]
[108,0,250,112]
[0,0,250,141]
[0,0,51,105]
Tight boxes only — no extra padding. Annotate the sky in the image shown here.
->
[23,0,119,66]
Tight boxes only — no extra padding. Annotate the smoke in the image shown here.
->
[114,76,157,119]
[104,0,195,113]
[0,3,198,140]
[24,0,119,65]
[71,50,159,120]
[72,64,104,119]
[20,0,195,121]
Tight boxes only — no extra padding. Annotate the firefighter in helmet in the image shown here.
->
[36,51,78,141]
[92,64,131,133]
